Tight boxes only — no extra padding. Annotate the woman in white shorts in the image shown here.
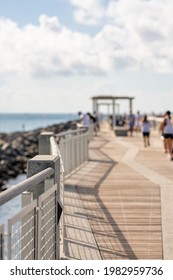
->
[141,114,151,147]
[163,111,173,160]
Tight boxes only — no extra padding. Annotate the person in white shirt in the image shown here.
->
[135,111,142,133]
[78,111,90,128]
[128,110,135,136]
[163,111,173,160]
[141,114,151,147]
[83,113,90,127]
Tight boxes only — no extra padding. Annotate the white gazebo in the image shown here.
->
[92,95,135,127]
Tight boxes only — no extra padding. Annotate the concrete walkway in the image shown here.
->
[63,121,173,260]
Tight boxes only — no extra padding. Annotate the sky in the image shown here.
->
[0,0,173,114]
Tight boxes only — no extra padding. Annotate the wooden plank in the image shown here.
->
[63,121,163,260]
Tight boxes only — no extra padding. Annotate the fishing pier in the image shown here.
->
[0,112,173,260]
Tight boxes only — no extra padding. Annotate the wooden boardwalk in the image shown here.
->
[63,121,173,260]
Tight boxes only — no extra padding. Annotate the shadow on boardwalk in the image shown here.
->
[63,122,164,260]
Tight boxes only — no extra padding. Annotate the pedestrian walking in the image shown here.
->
[141,114,151,147]
[162,111,173,160]
[128,110,135,136]
[135,111,142,133]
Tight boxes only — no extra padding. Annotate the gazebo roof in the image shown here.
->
[92,95,135,100]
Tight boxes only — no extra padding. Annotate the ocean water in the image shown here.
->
[0,113,77,133]
[0,113,77,233]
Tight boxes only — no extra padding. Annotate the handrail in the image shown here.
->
[0,167,54,206]
[55,127,88,139]
[50,136,59,155]
[0,124,91,260]
[50,136,64,173]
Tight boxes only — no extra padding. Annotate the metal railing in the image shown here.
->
[0,168,54,206]
[0,124,92,260]
[57,127,89,177]
[0,166,60,260]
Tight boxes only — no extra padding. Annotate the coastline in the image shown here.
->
[0,119,77,191]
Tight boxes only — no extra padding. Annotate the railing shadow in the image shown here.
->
[63,137,138,260]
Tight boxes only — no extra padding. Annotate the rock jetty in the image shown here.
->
[0,120,77,192]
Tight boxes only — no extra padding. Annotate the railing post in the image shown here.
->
[21,156,59,260]
[39,132,54,155]
[27,155,60,259]
[27,155,59,198]
[27,155,61,260]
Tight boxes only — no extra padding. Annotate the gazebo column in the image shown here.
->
[112,98,116,128]
[116,103,120,116]
[96,102,99,116]
[107,104,111,116]
[92,99,97,113]
[129,98,133,112]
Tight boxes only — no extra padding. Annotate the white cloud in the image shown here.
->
[0,14,111,77]
[69,0,104,25]
[0,0,173,78]
[68,0,173,72]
